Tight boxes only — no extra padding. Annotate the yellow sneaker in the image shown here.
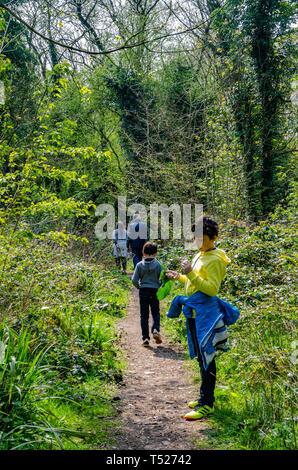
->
[188,400,199,409]
[184,405,214,420]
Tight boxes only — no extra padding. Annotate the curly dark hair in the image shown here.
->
[191,215,218,240]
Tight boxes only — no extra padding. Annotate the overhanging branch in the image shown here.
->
[0,1,228,56]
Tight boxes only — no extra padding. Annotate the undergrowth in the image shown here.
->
[161,196,297,450]
[0,237,131,449]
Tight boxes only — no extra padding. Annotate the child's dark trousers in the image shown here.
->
[188,318,216,408]
[139,287,160,340]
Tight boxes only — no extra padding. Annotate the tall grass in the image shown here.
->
[78,313,113,351]
[0,318,68,449]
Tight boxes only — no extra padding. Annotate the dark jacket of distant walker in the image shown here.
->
[127,221,149,253]
[132,258,163,290]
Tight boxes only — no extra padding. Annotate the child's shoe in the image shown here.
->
[152,329,162,344]
[142,339,150,347]
[184,405,214,420]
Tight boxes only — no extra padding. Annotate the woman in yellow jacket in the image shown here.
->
[166,215,230,420]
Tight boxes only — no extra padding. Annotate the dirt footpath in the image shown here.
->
[112,285,212,450]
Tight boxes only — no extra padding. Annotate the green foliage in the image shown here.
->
[161,197,297,450]
[0,231,130,449]
[105,66,154,161]
[0,9,39,142]
[0,0,297,452]
[211,0,297,217]
[0,319,64,450]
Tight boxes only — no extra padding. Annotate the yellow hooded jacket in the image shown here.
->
[178,248,231,299]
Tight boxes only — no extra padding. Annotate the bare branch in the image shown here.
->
[0,1,228,56]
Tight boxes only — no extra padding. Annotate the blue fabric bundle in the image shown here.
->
[167,291,240,369]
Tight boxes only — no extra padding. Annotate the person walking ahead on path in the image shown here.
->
[112,221,130,275]
[132,241,163,347]
[166,215,239,420]
[128,213,149,268]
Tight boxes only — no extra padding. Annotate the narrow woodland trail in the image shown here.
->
[112,281,212,450]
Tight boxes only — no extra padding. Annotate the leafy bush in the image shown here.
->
[0,236,130,449]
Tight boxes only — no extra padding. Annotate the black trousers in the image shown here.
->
[188,318,216,408]
[139,288,160,340]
